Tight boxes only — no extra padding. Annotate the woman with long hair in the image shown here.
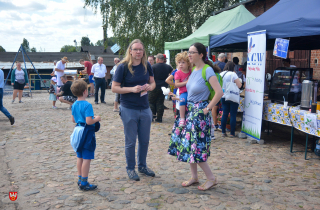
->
[11,61,29,103]
[168,42,223,191]
[112,39,156,181]
[220,61,242,137]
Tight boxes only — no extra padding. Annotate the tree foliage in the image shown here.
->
[22,38,30,52]
[95,37,117,46]
[84,0,110,49]
[0,45,5,52]
[84,0,240,56]
[81,36,93,46]
[31,47,37,52]
[60,45,77,52]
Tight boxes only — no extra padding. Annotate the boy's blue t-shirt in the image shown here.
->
[72,100,94,126]
[113,62,154,110]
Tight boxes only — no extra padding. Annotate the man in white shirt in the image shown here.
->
[55,57,68,87]
[109,57,120,87]
[91,57,107,104]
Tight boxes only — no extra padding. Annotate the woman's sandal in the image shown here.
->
[181,177,199,187]
[197,177,218,191]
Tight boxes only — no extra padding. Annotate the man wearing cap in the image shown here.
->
[91,57,107,104]
[148,53,173,122]
[55,57,68,87]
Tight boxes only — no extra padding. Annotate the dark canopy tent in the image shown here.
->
[209,0,320,52]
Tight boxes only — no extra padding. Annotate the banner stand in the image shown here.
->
[241,30,266,141]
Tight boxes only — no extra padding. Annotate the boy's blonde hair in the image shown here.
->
[175,51,192,69]
[71,80,87,97]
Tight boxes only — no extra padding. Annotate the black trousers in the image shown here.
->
[94,77,106,103]
[148,88,165,120]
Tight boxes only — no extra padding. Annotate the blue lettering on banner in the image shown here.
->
[250,100,262,106]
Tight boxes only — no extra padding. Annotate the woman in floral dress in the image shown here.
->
[168,43,223,190]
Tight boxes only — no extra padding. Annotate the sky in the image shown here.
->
[0,0,113,52]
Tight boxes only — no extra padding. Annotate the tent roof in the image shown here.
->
[209,0,320,52]
[164,5,255,50]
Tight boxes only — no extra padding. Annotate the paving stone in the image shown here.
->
[264,179,272,183]
[57,195,69,200]
[114,200,131,204]
[247,196,260,203]
[106,196,118,202]
[231,184,245,189]
[24,190,40,196]
[147,203,160,207]
[174,188,189,194]
[162,184,175,188]
[98,192,110,197]
[110,204,124,209]
[231,177,243,182]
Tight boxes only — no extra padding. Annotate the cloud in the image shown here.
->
[0,0,114,52]
[0,1,46,12]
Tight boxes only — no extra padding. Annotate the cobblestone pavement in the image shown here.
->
[0,90,320,210]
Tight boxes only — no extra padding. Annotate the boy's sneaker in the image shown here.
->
[217,124,222,131]
[52,106,57,109]
[211,134,216,140]
[79,183,97,191]
[127,169,140,181]
[19,100,23,103]
[11,100,14,104]
[214,124,219,131]
[138,166,155,177]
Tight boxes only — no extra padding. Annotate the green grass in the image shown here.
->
[241,124,260,139]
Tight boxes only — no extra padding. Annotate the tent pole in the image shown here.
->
[21,46,49,92]
[4,46,21,87]
[21,48,32,98]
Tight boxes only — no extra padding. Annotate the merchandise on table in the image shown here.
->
[269,67,313,106]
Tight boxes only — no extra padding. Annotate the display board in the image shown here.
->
[241,30,266,140]
[273,38,289,59]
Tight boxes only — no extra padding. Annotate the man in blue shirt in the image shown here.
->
[0,67,15,125]
[215,53,226,71]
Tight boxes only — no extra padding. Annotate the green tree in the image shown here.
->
[95,37,117,46]
[85,0,239,55]
[60,45,77,52]
[0,45,5,52]
[84,0,110,49]
[95,39,104,46]
[31,47,37,52]
[22,38,30,52]
[81,36,93,46]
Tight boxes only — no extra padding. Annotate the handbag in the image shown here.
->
[222,71,240,104]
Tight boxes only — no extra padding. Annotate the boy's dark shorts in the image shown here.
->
[76,149,94,159]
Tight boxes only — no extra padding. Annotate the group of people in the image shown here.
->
[0,38,246,192]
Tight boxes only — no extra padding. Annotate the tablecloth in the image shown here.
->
[263,101,320,137]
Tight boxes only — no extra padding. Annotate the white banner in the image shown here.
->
[241,30,266,140]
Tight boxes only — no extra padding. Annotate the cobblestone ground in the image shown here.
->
[0,90,320,210]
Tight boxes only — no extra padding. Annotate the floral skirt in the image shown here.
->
[168,101,212,163]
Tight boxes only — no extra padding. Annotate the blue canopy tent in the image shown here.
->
[209,0,320,52]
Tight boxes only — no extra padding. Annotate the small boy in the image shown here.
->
[70,80,101,191]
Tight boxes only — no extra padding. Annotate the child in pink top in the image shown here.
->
[174,52,192,127]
